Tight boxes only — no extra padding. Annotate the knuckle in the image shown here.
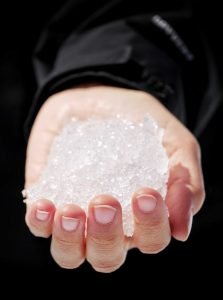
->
[194,185,205,202]
[190,136,200,150]
[52,254,84,269]
[29,226,51,238]
[87,244,126,273]
[25,217,51,238]
[56,261,76,269]
[89,233,118,249]
[50,246,84,269]
[32,230,50,238]
[200,188,206,203]
[91,257,125,273]
[53,235,75,252]
[136,211,170,230]
[136,218,163,230]
[139,240,170,254]
[193,186,206,213]
[135,227,171,254]
[187,135,201,156]
[93,264,122,273]
[186,134,199,149]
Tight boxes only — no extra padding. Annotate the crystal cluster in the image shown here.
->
[24,116,169,236]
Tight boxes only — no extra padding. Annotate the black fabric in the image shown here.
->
[0,0,223,273]
[26,0,221,136]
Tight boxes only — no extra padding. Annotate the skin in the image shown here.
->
[25,85,205,272]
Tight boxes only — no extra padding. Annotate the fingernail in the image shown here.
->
[94,205,116,224]
[136,194,157,213]
[36,209,50,221]
[61,216,79,232]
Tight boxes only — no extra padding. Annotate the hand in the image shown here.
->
[25,85,205,271]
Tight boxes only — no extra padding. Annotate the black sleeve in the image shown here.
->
[25,0,220,135]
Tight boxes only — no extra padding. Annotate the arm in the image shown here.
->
[26,0,199,134]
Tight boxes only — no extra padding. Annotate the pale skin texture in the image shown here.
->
[25,85,205,272]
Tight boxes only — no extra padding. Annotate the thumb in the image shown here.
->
[25,98,68,188]
[25,120,56,188]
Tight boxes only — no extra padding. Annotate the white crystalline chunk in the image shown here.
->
[24,116,169,236]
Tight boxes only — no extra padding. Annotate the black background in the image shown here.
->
[0,1,222,277]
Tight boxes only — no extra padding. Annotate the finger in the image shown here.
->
[25,199,55,238]
[51,204,86,269]
[167,136,205,215]
[165,134,205,241]
[86,195,126,273]
[166,175,193,241]
[132,187,171,254]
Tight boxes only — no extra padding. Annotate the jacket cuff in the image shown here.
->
[26,19,184,135]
